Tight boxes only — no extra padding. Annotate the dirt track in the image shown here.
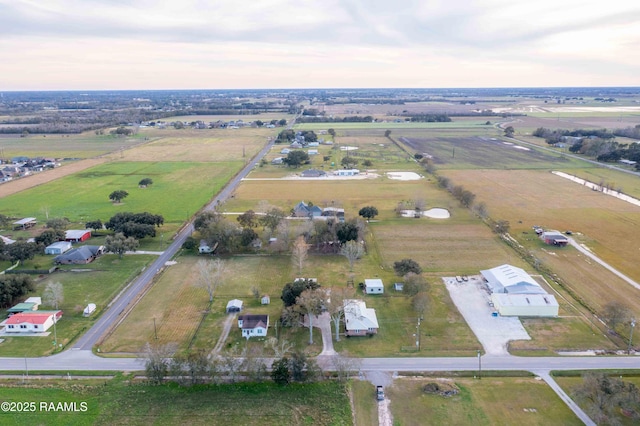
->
[0,158,107,198]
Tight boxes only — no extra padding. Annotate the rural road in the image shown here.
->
[72,134,277,351]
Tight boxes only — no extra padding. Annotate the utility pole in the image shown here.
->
[629,319,636,354]
[154,317,158,340]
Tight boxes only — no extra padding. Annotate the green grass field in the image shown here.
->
[0,379,352,426]
[0,133,149,158]
[0,255,155,357]
[0,161,242,223]
[388,377,582,426]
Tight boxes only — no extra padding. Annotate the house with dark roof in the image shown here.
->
[540,231,569,247]
[238,314,269,339]
[53,245,104,264]
[300,169,326,178]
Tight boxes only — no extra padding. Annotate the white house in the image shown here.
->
[2,310,62,333]
[238,314,269,339]
[343,299,379,336]
[44,241,72,255]
[364,279,384,294]
[334,169,360,177]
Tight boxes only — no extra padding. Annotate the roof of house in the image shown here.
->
[4,310,62,325]
[65,229,91,239]
[343,300,379,330]
[238,314,269,329]
[46,241,72,250]
[7,302,37,313]
[365,279,384,288]
[541,231,568,242]
[492,293,559,308]
[480,264,545,294]
[301,169,326,177]
[54,245,103,263]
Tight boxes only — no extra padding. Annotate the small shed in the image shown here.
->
[7,302,38,315]
[13,217,37,230]
[45,241,72,255]
[393,283,404,292]
[226,299,243,313]
[83,303,96,317]
[65,229,92,242]
[261,295,270,305]
[364,279,384,294]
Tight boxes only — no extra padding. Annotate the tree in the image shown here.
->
[289,351,320,382]
[278,118,287,126]
[362,159,373,167]
[271,357,291,385]
[105,212,164,239]
[460,190,476,207]
[260,208,286,235]
[602,301,632,332]
[6,241,38,265]
[195,258,226,303]
[281,279,320,307]
[572,373,640,424]
[291,235,309,274]
[393,258,422,276]
[105,232,139,258]
[109,190,129,203]
[43,281,64,310]
[340,240,365,272]
[173,121,184,129]
[328,128,336,139]
[332,356,362,382]
[237,210,258,228]
[0,275,35,308]
[412,292,429,317]
[142,342,177,385]
[35,229,64,246]
[201,217,240,253]
[138,178,153,187]
[240,227,259,248]
[46,217,70,230]
[336,220,359,244]
[358,206,379,221]
[283,150,310,168]
[295,288,327,345]
[494,220,510,235]
[384,129,392,137]
[85,219,103,231]
[472,202,488,219]
[504,126,515,137]
[403,272,429,296]
[340,156,358,168]
[326,287,354,342]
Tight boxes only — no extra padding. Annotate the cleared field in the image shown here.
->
[388,377,581,426]
[0,161,242,223]
[445,169,640,304]
[0,254,155,357]
[294,120,493,131]
[161,113,293,122]
[104,127,273,162]
[0,132,149,158]
[0,380,352,426]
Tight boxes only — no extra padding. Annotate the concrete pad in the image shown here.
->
[444,275,530,355]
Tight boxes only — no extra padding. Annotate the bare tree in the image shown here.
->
[291,235,309,274]
[266,337,293,358]
[195,258,226,303]
[326,287,354,342]
[572,372,640,424]
[340,240,365,272]
[332,356,362,382]
[412,292,429,318]
[142,342,178,385]
[602,301,631,332]
[43,281,64,309]
[295,288,327,345]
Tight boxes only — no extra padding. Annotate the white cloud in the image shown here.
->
[0,0,638,89]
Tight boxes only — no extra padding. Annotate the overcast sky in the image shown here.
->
[1,0,638,90]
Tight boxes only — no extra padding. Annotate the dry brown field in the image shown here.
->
[444,168,640,316]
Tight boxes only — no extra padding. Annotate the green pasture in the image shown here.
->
[0,254,155,357]
[0,133,148,158]
[0,379,352,426]
[294,120,494,131]
[0,161,242,223]
[388,377,581,426]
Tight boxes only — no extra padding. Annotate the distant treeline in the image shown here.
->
[407,114,452,122]
[296,115,375,123]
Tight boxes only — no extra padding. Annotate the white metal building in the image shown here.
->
[364,279,384,294]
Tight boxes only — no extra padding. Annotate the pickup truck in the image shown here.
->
[376,385,384,401]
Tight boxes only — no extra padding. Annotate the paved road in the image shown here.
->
[72,135,277,351]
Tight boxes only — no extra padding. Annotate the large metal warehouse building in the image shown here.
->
[480,264,559,317]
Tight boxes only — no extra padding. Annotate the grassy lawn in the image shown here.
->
[388,377,582,426]
[350,380,378,425]
[0,254,155,357]
[0,378,352,426]
[0,161,242,223]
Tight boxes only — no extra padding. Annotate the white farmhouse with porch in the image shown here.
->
[238,314,269,339]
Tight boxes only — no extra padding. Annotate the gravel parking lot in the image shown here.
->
[444,275,531,355]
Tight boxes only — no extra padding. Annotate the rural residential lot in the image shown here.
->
[1,88,640,424]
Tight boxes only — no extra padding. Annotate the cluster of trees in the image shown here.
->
[271,352,321,385]
[436,176,476,207]
[532,127,616,143]
[572,373,640,424]
[104,212,164,239]
[192,210,271,254]
[0,274,35,307]
[296,115,374,123]
[408,114,451,123]
[110,126,135,136]
[393,259,429,317]
[283,150,310,167]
